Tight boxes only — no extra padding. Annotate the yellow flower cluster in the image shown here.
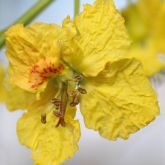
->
[0,0,162,165]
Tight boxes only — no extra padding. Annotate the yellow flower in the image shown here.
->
[122,0,165,76]
[5,0,159,164]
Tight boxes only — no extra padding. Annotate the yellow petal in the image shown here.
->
[123,0,161,41]
[80,59,159,140]
[4,83,35,111]
[126,44,165,76]
[122,3,148,42]
[3,77,59,112]
[17,108,80,165]
[63,0,131,77]
[5,23,64,93]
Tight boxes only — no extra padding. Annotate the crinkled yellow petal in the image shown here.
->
[80,59,159,140]
[5,23,63,92]
[126,44,165,76]
[17,109,80,165]
[63,0,131,77]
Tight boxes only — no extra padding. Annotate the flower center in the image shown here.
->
[29,58,64,89]
[41,74,87,127]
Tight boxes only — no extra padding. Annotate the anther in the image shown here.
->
[70,94,80,107]
[53,110,62,118]
[41,113,47,124]
[70,101,79,107]
[69,90,77,97]
[51,98,61,106]
[74,75,82,82]
[77,87,87,94]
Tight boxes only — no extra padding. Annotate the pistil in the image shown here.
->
[55,81,68,127]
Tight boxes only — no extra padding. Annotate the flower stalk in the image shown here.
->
[74,0,80,17]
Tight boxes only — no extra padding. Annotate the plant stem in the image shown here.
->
[0,0,54,49]
[74,0,80,18]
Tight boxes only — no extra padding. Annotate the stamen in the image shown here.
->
[75,75,83,82]
[53,110,62,117]
[41,113,47,124]
[56,117,65,127]
[69,90,77,97]
[51,98,61,106]
[70,101,79,107]
[70,94,80,107]
[77,87,87,94]
[50,75,87,127]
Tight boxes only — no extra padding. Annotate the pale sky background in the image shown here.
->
[0,0,165,165]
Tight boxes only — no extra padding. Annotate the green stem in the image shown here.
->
[0,0,54,49]
[74,0,80,18]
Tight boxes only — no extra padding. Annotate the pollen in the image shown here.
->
[29,58,64,89]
